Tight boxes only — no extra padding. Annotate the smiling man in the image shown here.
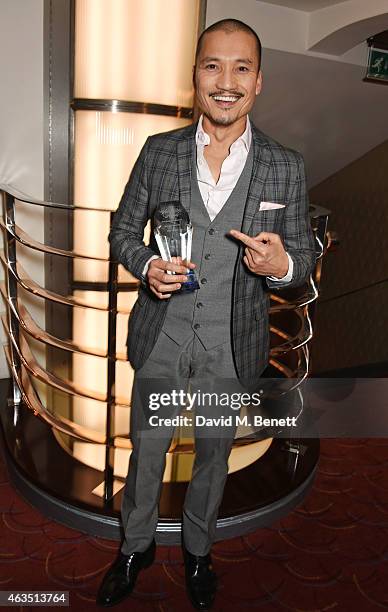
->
[97,18,315,610]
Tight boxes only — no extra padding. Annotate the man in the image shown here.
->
[97,18,315,610]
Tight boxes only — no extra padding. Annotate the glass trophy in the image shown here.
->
[154,201,200,292]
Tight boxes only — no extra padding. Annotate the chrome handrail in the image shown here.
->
[0,183,114,212]
[0,218,110,261]
[0,250,137,312]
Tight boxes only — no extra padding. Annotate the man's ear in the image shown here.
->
[192,64,196,88]
[255,70,263,96]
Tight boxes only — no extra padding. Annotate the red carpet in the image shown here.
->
[1,439,388,611]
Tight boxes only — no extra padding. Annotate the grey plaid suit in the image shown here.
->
[109,118,316,385]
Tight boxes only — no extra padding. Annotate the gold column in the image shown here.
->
[67,0,200,488]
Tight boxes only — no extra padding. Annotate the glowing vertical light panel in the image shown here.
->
[71,0,199,474]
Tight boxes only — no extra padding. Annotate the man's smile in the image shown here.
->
[210,93,243,108]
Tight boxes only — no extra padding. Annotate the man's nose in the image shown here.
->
[215,67,237,91]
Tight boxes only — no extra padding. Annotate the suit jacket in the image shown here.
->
[108,119,316,382]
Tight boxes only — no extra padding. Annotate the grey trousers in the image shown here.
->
[120,330,243,556]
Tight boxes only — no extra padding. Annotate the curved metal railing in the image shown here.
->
[0,183,330,500]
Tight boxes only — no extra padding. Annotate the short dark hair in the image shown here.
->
[195,18,262,72]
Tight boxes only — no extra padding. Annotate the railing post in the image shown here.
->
[308,211,329,327]
[2,191,22,406]
[104,213,119,503]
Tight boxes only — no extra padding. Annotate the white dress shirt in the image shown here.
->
[196,113,252,221]
[143,114,293,282]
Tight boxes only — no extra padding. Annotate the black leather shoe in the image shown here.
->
[96,540,155,607]
[183,546,217,610]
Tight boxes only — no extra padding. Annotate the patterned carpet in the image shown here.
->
[1,439,388,611]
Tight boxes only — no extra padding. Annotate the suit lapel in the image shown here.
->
[177,124,197,216]
[241,128,272,234]
[234,125,272,300]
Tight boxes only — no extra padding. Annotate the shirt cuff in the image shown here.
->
[141,255,161,278]
[267,252,293,283]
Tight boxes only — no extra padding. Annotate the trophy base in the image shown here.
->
[179,270,200,293]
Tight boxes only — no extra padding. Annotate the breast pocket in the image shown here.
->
[251,207,286,234]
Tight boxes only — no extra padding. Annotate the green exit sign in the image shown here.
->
[365,47,388,83]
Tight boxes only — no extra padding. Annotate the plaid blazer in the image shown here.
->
[109,119,316,383]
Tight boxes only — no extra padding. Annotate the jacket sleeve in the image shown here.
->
[266,152,316,289]
[108,137,159,280]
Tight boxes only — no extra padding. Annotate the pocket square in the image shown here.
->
[259,201,286,211]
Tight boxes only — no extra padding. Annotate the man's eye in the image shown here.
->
[206,64,217,70]
[238,66,249,72]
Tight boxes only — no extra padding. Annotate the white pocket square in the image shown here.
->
[259,201,286,211]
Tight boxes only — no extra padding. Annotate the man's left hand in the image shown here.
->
[229,230,289,278]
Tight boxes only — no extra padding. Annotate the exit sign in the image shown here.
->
[365,47,388,83]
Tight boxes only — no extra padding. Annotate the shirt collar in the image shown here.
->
[195,114,252,151]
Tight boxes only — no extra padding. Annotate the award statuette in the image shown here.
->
[154,201,200,292]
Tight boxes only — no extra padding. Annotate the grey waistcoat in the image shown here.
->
[161,143,254,349]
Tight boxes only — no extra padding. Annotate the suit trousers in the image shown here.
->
[120,329,243,556]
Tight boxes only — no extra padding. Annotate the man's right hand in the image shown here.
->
[147,258,196,299]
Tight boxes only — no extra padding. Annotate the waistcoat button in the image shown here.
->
[194,323,201,330]
[204,254,211,260]
[196,302,203,308]
[201,278,207,284]
[208,228,215,235]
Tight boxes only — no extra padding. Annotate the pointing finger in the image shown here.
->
[229,229,266,253]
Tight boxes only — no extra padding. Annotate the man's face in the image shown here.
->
[194,29,262,127]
